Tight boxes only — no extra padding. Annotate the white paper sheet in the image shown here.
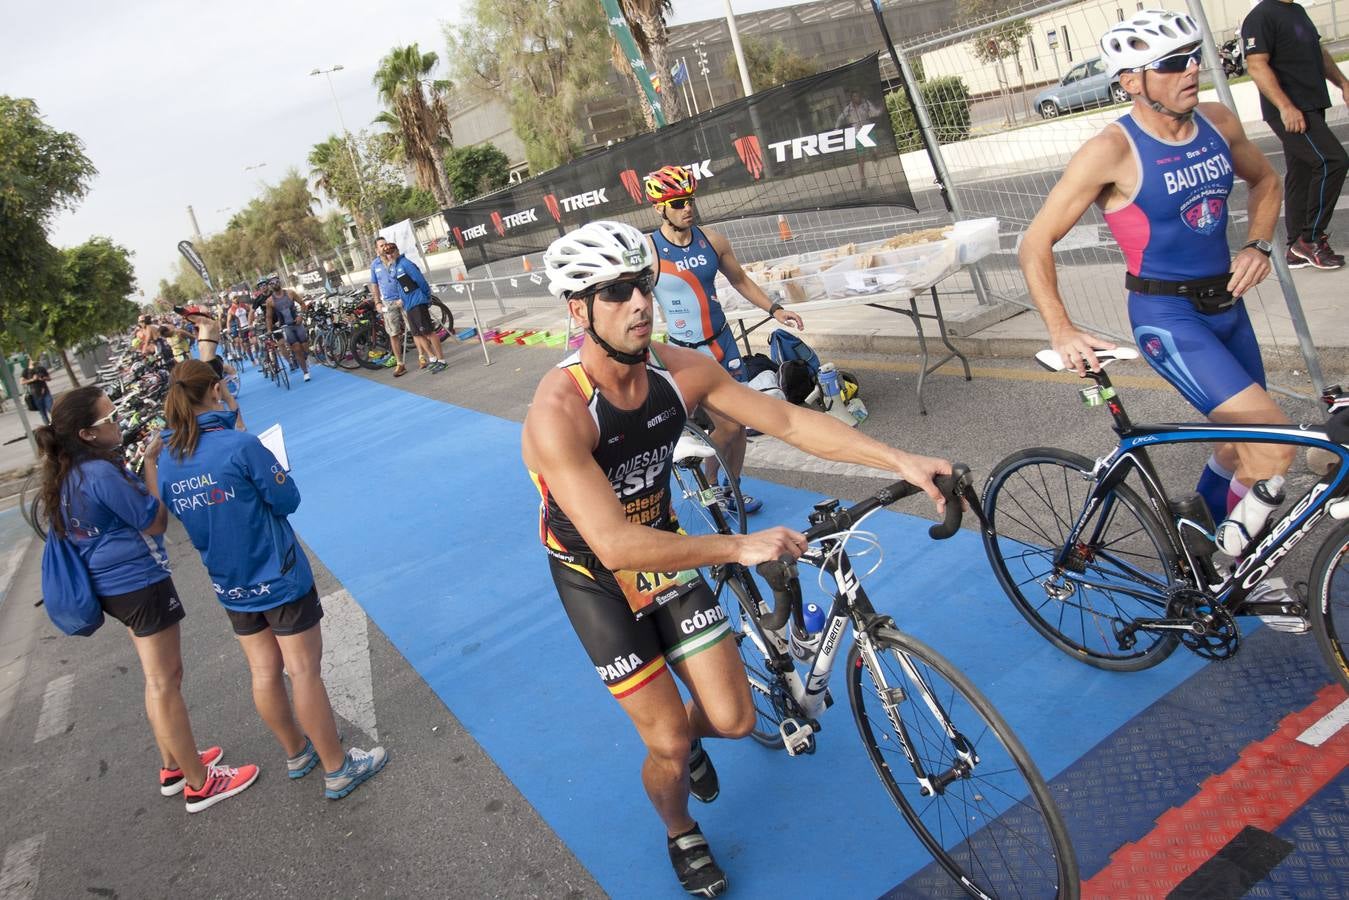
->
[257,423,290,471]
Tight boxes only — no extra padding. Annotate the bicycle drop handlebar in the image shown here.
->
[753,465,976,632]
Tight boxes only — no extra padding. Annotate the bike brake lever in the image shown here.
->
[928,464,972,540]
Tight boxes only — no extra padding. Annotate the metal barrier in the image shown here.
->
[887,0,1330,396]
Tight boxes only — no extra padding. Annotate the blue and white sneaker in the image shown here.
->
[324,746,388,800]
[720,482,763,516]
[287,737,318,780]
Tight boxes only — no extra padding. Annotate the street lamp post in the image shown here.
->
[310,65,369,219]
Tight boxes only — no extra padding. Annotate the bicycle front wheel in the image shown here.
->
[1309,519,1349,692]
[276,358,290,390]
[982,447,1179,671]
[849,626,1078,898]
[429,299,455,341]
[670,422,746,537]
[351,323,390,370]
[332,331,359,369]
[721,569,786,749]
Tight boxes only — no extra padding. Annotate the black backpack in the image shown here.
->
[778,359,818,405]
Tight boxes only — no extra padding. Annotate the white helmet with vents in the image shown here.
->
[1100,10,1201,78]
[544,221,654,300]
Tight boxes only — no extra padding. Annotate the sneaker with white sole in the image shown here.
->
[287,737,318,780]
[1247,578,1310,634]
[184,762,260,812]
[324,747,388,800]
[159,746,224,796]
[303,371,311,382]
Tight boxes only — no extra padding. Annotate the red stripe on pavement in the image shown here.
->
[1083,684,1349,898]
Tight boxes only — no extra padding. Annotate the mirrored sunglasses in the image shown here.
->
[1142,47,1202,74]
[586,272,654,302]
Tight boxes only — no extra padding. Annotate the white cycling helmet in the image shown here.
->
[1100,10,1201,78]
[544,220,654,300]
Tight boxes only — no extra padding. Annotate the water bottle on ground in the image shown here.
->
[1215,475,1286,556]
[817,363,857,426]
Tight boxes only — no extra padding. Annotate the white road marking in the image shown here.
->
[746,435,895,480]
[32,675,74,744]
[0,532,32,610]
[1296,697,1349,747]
[319,590,378,741]
[0,833,45,900]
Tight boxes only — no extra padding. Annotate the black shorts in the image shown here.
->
[406,304,434,336]
[282,323,309,345]
[225,585,323,637]
[100,577,185,637]
[549,559,731,699]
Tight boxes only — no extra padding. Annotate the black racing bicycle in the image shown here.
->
[980,347,1349,689]
[671,436,1078,898]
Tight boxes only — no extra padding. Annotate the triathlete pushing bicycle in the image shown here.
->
[1019,10,1307,630]
[520,220,948,897]
[644,165,806,516]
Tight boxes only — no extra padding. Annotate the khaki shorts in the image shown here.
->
[381,299,409,335]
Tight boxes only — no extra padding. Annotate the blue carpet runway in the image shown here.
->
[240,366,1346,898]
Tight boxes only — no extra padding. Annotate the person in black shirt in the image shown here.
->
[21,362,53,424]
[1243,0,1349,269]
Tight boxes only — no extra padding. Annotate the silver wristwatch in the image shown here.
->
[1242,239,1273,257]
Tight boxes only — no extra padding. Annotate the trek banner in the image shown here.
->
[442,54,913,269]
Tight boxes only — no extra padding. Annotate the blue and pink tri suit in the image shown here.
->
[1105,110,1264,414]
[650,226,745,381]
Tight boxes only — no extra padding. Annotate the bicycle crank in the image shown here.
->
[1167,588,1240,660]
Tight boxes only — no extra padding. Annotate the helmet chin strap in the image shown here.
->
[583,295,648,365]
[1141,71,1194,121]
[660,206,692,234]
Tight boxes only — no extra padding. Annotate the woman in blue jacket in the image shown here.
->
[151,360,387,800]
[34,386,257,813]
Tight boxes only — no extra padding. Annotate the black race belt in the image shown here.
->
[1125,272,1236,313]
[668,322,727,349]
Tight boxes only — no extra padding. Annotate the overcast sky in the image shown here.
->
[3,0,819,296]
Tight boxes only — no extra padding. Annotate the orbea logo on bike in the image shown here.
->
[167,472,235,513]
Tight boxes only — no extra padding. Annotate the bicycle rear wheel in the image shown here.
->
[332,331,359,369]
[351,323,391,370]
[982,447,1179,671]
[276,358,290,390]
[1309,519,1349,692]
[670,422,746,537]
[849,626,1078,898]
[20,472,45,540]
[428,299,455,342]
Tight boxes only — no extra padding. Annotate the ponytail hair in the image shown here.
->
[164,359,220,461]
[35,386,122,537]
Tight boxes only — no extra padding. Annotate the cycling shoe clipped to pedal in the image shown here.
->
[779,718,817,756]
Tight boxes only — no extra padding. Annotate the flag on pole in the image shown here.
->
[601,0,666,126]
[671,59,690,86]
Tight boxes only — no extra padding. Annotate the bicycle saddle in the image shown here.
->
[1036,346,1140,373]
[673,433,718,463]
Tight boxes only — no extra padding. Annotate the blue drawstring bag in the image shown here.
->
[768,329,821,377]
[40,530,104,636]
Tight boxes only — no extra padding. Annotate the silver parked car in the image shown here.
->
[1033,57,1130,118]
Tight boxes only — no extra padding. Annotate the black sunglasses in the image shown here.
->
[584,272,654,302]
[1141,47,1202,74]
[665,198,693,210]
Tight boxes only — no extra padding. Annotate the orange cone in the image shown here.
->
[522,256,533,272]
[456,271,465,281]
[778,214,793,242]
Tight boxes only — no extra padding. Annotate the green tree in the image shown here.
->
[733,38,821,89]
[886,77,973,152]
[959,0,1033,123]
[373,44,455,207]
[444,144,510,202]
[51,237,139,382]
[0,96,97,339]
[447,0,613,172]
[379,186,440,222]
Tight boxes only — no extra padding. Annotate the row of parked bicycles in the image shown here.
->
[19,341,173,539]
[221,287,456,386]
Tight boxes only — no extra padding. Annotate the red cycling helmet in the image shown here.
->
[644,165,696,204]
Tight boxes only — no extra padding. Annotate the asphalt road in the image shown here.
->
[0,324,1339,899]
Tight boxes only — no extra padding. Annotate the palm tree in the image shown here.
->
[620,0,682,122]
[373,44,455,208]
[308,135,376,243]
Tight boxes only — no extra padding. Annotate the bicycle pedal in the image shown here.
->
[780,718,817,756]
